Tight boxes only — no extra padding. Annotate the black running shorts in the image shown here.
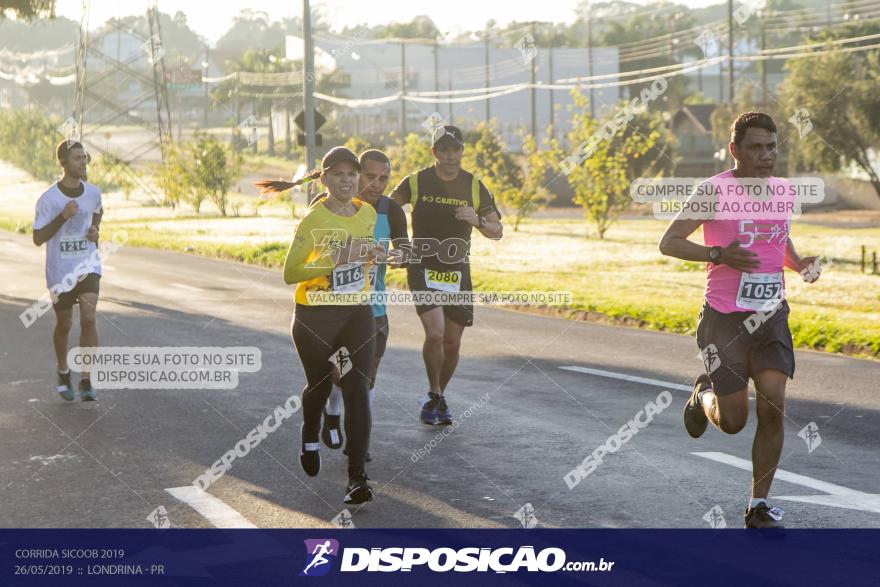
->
[407,263,474,327]
[53,273,101,311]
[695,299,795,396]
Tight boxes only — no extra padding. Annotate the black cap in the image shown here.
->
[321,146,361,172]
[432,125,464,148]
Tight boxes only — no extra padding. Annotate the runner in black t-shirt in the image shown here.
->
[391,126,503,426]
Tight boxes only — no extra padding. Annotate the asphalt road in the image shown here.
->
[2,230,878,530]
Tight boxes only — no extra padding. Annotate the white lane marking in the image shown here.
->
[560,366,755,400]
[693,451,880,514]
[559,366,692,391]
[165,486,257,528]
[10,379,42,386]
[169,282,203,292]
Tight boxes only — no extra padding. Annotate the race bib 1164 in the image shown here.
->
[332,263,366,292]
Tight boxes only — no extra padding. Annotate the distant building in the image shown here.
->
[301,37,621,150]
[670,104,719,178]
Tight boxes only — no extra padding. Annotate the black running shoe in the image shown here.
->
[435,395,453,426]
[57,371,74,401]
[684,374,711,438]
[299,425,321,477]
[744,504,785,529]
[344,473,373,505]
[321,409,344,449]
[420,392,440,425]
[342,445,372,462]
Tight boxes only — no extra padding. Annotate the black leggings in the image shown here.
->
[292,304,375,476]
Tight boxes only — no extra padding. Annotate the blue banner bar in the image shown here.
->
[2,529,877,586]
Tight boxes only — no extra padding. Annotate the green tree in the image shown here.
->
[598,9,695,109]
[154,143,191,210]
[462,121,523,220]
[0,0,54,19]
[779,23,880,198]
[213,11,329,64]
[375,15,441,40]
[516,129,561,231]
[221,48,295,155]
[89,153,138,200]
[386,132,434,193]
[188,133,241,216]
[0,107,59,181]
[566,89,676,238]
[343,135,373,158]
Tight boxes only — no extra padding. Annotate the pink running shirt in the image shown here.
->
[702,169,793,314]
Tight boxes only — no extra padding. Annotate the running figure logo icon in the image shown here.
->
[517,34,538,65]
[513,503,539,529]
[694,29,719,58]
[789,108,813,138]
[300,539,340,577]
[146,505,171,529]
[701,344,721,374]
[702,505,727,529]
[798,421,822,453]
[329,347,352,377]
[331,509,356,529]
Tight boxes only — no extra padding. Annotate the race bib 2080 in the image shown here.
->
[425,269,461,292]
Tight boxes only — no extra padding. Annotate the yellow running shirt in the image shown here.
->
[283,195,376,306]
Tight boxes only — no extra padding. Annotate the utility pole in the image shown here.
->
[447,75,453,125]
[760,13,767,106]
[530,21,536,138]
[302,0,317,174]
[484,28,490,122]
[233,72,240,148]
[548,43,554,133]
[400,40,407,136]
[586,14,594,118]
[727,0,734,103]
[203,45,209,126]
[433,40,440,115]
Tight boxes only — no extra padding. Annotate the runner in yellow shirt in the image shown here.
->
[270,146,385,505]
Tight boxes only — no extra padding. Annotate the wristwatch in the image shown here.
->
[708,246,722,263]
[478,216,488,228]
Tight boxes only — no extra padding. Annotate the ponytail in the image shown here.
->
[254,167,322,199]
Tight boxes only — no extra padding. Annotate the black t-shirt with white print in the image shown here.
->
[391,166,499,269]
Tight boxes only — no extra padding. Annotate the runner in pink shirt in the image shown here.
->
[659,112,821,529]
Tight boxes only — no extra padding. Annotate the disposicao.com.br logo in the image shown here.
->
[299,539,614,575]
[300,539,340,577]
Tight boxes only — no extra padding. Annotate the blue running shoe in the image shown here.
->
[420,392,440,425]
[79,378,97,401]
[435,395,453,426]
[57,371,75,401]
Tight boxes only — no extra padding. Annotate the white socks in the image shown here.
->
[749,498,768,509]
[326,384,342,416]
[327,383,376,416]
